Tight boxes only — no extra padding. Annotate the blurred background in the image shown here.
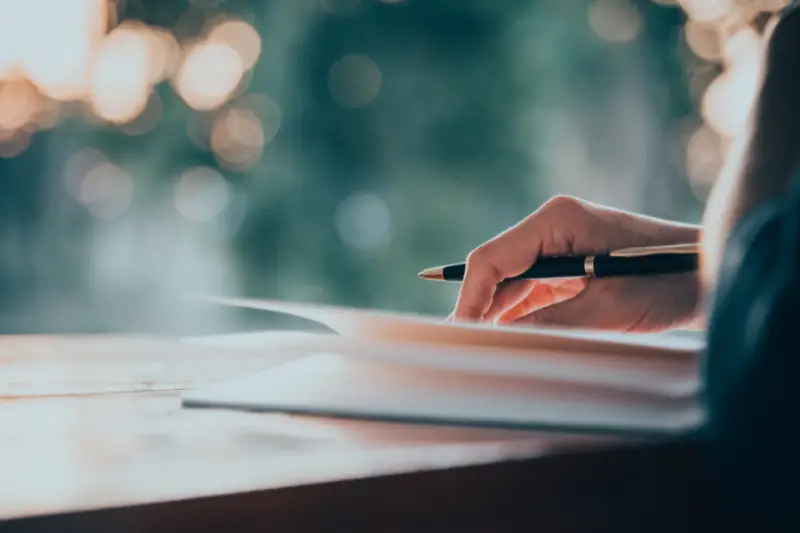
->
[0,0,784,334]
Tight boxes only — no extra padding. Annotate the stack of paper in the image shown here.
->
[181,297,705,437]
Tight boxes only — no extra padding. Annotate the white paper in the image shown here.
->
[195,295,703,359]
[183,353,704,437]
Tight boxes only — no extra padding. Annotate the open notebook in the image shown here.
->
[181,297,706,437]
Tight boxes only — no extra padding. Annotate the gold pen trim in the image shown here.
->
[417,266,445,281]
[583,256,596,277]
[610,243,699,258]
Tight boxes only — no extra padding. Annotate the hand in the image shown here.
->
[451,196,703,332]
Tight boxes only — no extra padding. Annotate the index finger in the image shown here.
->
[453,226,541,321]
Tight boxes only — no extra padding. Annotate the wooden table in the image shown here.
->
[0,334,722,532]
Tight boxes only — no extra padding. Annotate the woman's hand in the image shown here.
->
[451,195,703,332]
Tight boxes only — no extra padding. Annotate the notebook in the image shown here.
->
[181,297,705,436]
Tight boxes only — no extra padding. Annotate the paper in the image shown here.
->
[183,297,705,436]
[197,295,703,359]
[182,329,698,397]
[182,353,704,437]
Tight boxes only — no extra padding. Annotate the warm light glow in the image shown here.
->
[30,96,62,130]
[678,0,734,23]
[684,21,722,61]
[685,125,724,192]
[88,24,153,123]
[700,27,762,138]
[588,0,644,44]
[174,166,231,222]
[142,26,181,83]
[2,0,109,101]
[210,107,265,171]
[0,81,39,132]
[174,42,244,111]
[207,19,262,70]
[721,25,762,67]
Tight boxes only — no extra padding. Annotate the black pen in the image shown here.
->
[417,243,699,282]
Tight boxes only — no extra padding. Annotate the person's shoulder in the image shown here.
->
[762,2,800,65]
[771,1,800,34]
[781,0,800,16]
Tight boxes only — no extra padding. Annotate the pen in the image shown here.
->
[417,243,700,282]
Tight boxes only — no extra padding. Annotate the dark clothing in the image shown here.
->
[700,6,800,531]
[703,169,800,531]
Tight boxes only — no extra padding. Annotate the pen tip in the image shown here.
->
[418,267,445,281]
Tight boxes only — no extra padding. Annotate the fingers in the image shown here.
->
[453,231,541,321]
[511,283,612,329]
[496,284,556,324]
[496,280,582,324]
[482,280,537,322]
[452,196,595,322]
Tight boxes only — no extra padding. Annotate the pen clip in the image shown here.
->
[610,243,700,258]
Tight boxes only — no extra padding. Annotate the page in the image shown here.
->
[183,330,698,398]
[183,353,704,437]
[197,296,703,360]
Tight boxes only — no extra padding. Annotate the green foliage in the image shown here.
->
[0,0,699,333]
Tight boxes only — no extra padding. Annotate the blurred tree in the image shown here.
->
[0,0,707,332]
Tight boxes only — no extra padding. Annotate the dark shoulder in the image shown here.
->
[780,0,800,18]
[760,2,800,88]
[768,1,800,44]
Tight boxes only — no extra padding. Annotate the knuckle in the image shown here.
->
[466,244,493,267]
[466,243,506,283]
[542,194,584,213]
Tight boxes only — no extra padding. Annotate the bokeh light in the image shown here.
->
[673,0,791,196]
[334,191,392,251]
[700,26,762,138]
[589,0,644,44]
[174,41,245,111]
[89,24,153,123]
[678,0,734,23]
[0,0,794,335]
[207,19,262,70]
[79,161,134,220]
[142,26,181,84]
[210,106,265,171]
[174,166,231,222]
[684,21,722,61]
[685,124,725,192]
[0,81,39,133]
[6,0,108,101]
[327,54,382,108]
[63,147,109,198]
